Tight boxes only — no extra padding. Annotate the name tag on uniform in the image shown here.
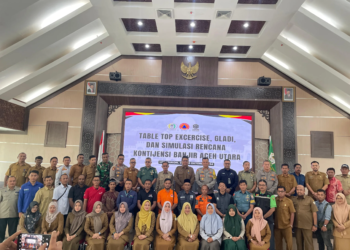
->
[149,194,153,197]
[228,179,231,184]
[190,195,193,199]
[180,196,185,199]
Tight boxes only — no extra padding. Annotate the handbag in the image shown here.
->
[317,203,333,230]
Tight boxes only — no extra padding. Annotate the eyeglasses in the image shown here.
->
[145,161,151,163]
[130,162,136,164]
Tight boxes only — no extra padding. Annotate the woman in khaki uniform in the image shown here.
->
[19,201,41,233]
[246,207,271,250]
[332,193,350,250]
[176,202,200,250]
[133,200,156,250]
[84,201,108,250]
[41,202,64,239]
[62,200,86,250]
[154,201,177,250]
[107,202,134,250]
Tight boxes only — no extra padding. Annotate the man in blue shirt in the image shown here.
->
[234,180,255,225]
[17,170,43,216]
[116,179,137,213]
[315,189,332,250]
[216,159,238,195]
[292,163,305,196]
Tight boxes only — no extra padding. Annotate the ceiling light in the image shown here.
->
[264,53,290,70]
[84,54,111,70]
[73,35,100,50]
[233,46,238,50]
[190,22,195,27]
[145,44,150,48]
[243,22,249,28]
[189,45,193,49]
[138,21,143,26]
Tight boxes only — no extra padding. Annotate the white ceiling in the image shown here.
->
[0,0,350,115]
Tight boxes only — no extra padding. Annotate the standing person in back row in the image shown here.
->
[292,163,305,196]
[195,157,216,195]
[336,164,350,204]
[69,154,85,186]
[42,157,58,187]
[174,156,195,193]
[137,157,158,190]
[55,156,72,187]
[96,152,113,190]
[326,168,343,205]
[217,159,238,195]
[124,158,139,191]
[277,163,298,198]
[238,161,257,193]
[256,160,278,194]
[305,161,329,200]
[26,156,46,184]
[82,155,97,187]
[155,161,173,193]
[4,152,31,188]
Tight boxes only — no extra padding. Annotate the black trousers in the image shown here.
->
[0,217,19,243]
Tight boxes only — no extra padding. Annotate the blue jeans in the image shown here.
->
[268,222,275,250]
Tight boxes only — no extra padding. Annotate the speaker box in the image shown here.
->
[257,76,271,86]
[109,71,122,81]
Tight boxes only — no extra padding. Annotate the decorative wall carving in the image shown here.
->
[283,102,296,169]
[258,110,270,122]
[106,133,121,164]
[0,99,26,131]
[255,139,269,172]
[108,105,121,117]
[81,96,97,163]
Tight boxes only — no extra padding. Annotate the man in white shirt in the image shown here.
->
[55,156,72,187]
[53,174,71,224]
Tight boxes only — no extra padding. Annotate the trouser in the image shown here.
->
[0,217,19,243]
[315,228,333,250]
[275,227,293,250]
[295,228,314,250]
[268,222,275,250]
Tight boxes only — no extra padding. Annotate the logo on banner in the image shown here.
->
[193,124,199,131]
[167,123,176,129]
[179,123,190,130]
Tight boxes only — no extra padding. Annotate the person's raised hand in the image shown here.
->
[38,231,62,250]
[0,230,21,250]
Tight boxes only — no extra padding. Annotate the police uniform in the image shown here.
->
[109,164,127,191]
[256,170,278,194]
[137,166,158,189]
[233,190,255,224]
[238,170,257,191]
[336,174,350,204]
[5,162,31,187]
[305,171,329,199]
[275,197,296,250]
[195,167,216,194]
[216,168,238,195]
[177,190,196,214]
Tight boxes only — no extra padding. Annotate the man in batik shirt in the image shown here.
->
[95,153,113,189]
[101,179,119,221]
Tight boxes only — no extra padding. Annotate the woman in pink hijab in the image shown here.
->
[154,201,177,250]
[245,207,271,250]
[332,193,350,250]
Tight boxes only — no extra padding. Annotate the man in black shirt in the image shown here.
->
[137,179,157,212]
[216,159,239,195]
[68,175,88,212]
[211,181,235,218]
[177,179,196,214]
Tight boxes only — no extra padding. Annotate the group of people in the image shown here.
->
[0,152,350,250]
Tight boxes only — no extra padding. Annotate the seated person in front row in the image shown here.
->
[154,201,177,250]
[107,202,134,250]
[199,203,223,250]
[246,207,271,250]
[212,182,235,218]
[62,200,86,250]
[222,205,246,250]
[42,202,64,239]
[176,202,200,250]
[84,201,108,250]
[133,200,156,250]
[19,201,41,234]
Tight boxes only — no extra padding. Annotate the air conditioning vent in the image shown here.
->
[216,10,232,19]
[157,9,173,19]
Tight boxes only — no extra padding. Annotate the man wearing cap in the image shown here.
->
[177,179,196,214]
[305,161,329,200]
[195,157,216,195]
[26,156,46,184]
[336,164,350,204]
[256,160,278,194]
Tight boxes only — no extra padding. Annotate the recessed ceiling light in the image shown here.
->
[233,46,238,50]
[189,45,193,49]
[138,21,143,26]
[243,22,249,28]
[145,44,150,48]
[190,22,195,27]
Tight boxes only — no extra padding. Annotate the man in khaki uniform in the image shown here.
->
[0,176,20,242]
[82,155,97,187]
[42,157,58,186]
[195,157,216,195]
[4,152,31,187]
[305,161,329,200]
[156,161,174,192]
[238,161,257,193]
[277,163,298,198]
[123,158,139,191]
[26,156,46,184]
[291,185,318,250]
[174,156,195,193]
[336,164,350,204]
[275,186,296,250]
[69,154,85,186]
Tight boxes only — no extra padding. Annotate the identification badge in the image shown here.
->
[228,178,231,184]
[190,195,193,199]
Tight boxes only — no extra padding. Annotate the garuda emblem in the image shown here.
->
[181,61,199,80]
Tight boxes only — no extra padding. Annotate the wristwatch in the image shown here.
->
[323,225,327,228]
[313,225,317,228]
[98,232,101,235]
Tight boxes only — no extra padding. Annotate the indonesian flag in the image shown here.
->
[97,130,105,164]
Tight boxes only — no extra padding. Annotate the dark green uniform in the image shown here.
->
[137,166,158,189]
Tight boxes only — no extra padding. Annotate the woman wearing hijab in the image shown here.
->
[199,203,223,250]
[246,207,271,250]
[62,200,87,250]
[332,193,350,250]
[133,200,156,250]
[107,202,134,250]
[19,201,41,233]
[41,202,64,239]
[176,202,200,250]
[155,201,177,250]
[222,205,245,250]
[84,201,108,250]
